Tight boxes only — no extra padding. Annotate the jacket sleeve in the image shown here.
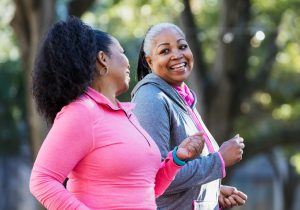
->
[154,151,182,197]
[29,102,93,210]
[132,86,223,195]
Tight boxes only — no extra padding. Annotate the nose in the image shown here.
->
[171,49,183,60]
[125,55,130,68]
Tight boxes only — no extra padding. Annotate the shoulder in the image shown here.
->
[55,94,100,122]
[133,84,168,104]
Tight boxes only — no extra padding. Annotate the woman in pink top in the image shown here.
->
[29,17,205,210]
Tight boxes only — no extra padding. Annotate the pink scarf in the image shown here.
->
[172,83,195,106]
[173,83,226,178]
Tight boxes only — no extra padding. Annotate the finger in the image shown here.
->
[240,149,243,155]
[192,141,203,155]
[239,137,244,143]
[221,185,237,196]
[240,142,245,149]
[181,135,205,158]
[228,196,237,206]
[232,194,246,205]
[234,191,248,200]
[179,136,193,148]
[224,197,232,207]
[218,195,226,207]
[195,131,205,135]
[191,131,205,137]
[197,141,204,154]
[183,145,196,158]
[189,136,204,147]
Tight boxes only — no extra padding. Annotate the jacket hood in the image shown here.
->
[131,73,197,111]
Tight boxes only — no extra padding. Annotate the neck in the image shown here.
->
[91,83,118,106]
[173,82,185,88]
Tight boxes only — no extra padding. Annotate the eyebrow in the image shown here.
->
[157,38,186,48]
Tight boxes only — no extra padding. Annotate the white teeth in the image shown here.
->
[171,63,186,69]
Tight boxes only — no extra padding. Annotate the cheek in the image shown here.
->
[187,53,194,69]
[155,58,169,70]
[122,56,129,66]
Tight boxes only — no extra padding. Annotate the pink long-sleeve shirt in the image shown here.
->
[30,87,182,210]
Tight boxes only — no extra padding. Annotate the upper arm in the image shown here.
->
[29,102,93,209]
[33,102,94,178]
[132,85,171,158]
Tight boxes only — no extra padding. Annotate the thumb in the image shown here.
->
[221,185,237,196]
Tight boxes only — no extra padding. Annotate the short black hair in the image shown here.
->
[32,16,112,124]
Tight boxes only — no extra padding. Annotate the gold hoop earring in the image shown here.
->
[100,67,108,76]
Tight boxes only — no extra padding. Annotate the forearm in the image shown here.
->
[30,165,90,210]
[154,151,182,197]
[163,152,223,195]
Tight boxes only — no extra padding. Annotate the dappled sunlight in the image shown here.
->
[253,92,272,107]
[272,104,292,120]
[117,6,134,22]
[276,52,290,64]
[250,31,265,48]
[248,55,260,66]
[290,153,300,174]
[0,0,18,62]
[140,4,152,16]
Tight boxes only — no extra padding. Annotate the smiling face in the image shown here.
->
[145,28,193,85]
[106,37,131,95]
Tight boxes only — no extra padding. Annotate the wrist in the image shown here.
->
[172,146,186,166]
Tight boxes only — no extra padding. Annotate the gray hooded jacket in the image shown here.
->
[131,73,223,210]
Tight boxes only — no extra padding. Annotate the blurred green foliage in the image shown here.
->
[0,60,25,155]
[0,0,299,167]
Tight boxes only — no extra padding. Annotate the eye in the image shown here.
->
[159,48,170,55]
[179,44,188,50]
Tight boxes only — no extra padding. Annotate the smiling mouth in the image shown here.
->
[169,62,187,70]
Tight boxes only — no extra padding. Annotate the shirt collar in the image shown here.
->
[85,87,135,115]
[172,83,195,106]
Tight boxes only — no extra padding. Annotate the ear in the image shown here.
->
[145,55,153,69]
[96,51,108,68]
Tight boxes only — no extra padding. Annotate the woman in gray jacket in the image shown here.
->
[131,23,247,210]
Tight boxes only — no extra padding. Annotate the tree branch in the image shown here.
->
[243,123,300,160]
[180,0,207,79]
[11,0,31,54]
[247,31,279,95]
[179,0,208,115]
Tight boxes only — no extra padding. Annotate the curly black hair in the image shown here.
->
[32,16,112,124]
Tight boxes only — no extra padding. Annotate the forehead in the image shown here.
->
[110,36,122,49]
[152,29,185,46]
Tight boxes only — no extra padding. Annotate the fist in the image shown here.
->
[219,134,245,167]
[219,185,247,208]
[176,132,205,161]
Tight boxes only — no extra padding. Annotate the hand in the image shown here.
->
[176,132,205,161]
[218,185,247,208]
[219,134,245,167]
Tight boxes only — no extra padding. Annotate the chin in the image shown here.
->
[175,74,189,82]
[116,84,129,96]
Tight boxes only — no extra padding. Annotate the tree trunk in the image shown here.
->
[207,0,251,142]
[10,0,97,160]
[10,1,97,209]
[180,0,207,116]
[11,0,55,159]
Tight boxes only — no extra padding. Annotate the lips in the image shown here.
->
[169,62,187,70]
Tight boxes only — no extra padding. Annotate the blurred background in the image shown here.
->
[0,0,299,209]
